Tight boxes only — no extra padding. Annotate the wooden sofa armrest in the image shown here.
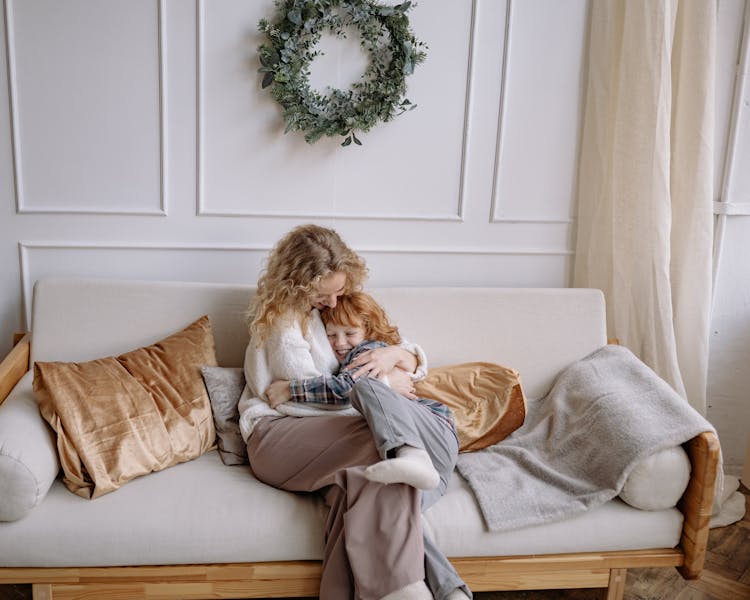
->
[677,430,721,579]
[0,333,30,406]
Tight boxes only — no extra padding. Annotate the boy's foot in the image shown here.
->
[365,446,440,490]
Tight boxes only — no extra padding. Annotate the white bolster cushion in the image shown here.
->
[619,446,691,511]
[0,372,60,521]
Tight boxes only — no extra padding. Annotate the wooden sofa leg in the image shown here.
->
[32,584,52,600]
[606,568,627,600]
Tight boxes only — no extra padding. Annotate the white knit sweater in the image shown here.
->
[238,309,427,441]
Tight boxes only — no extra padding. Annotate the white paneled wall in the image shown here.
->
[1,0,586,333]
[1,0,748,473]
[492,0,585,224]
[6,0,165,215]
[197,0,472,220]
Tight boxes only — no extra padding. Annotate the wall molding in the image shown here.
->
[3,0,20,214]
[452,0,478,225]
[19,238,571,324]
[19,239,573,255]
[4,0,168,216]
[714,200,750,216]
[195,208,464,221]
[488,0,574,225]
[194,0,475,222]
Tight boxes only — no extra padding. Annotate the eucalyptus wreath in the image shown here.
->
[258,0,426,146]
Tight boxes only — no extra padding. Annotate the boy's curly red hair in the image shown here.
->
[321,292,401,346]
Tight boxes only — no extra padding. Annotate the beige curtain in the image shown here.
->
[574,0,715,414]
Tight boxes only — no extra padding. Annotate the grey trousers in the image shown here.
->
[349,378,470,600]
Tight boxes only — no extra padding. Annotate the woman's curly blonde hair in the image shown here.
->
[248,225,368,343]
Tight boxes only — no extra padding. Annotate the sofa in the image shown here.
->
[0,278,719,600]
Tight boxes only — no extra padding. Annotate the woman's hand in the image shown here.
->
[265,380,292,408]
[387,368,418,400]
[348,346,417,380]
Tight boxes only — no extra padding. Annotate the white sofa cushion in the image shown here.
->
[0,373,59,521]
[29,280,607,401]
[369,287,607,400]
[423,474,684,557]
[30,279,252,368]
[0,450,684,567]
[0,451,327,567]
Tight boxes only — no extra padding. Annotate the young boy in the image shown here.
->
[265,291,458,492]
[265,292,471,600]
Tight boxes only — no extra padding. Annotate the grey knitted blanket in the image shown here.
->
[456,344,714,532]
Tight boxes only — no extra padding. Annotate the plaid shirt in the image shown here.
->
[289,340,456,435]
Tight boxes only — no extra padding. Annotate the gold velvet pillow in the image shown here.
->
[414,362,526,452]
[33,316,218,499]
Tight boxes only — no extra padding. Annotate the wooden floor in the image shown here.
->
[1,486,747,600]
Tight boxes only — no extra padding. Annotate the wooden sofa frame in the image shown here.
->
[0,334,720,600]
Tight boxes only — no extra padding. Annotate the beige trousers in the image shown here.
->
[247,414,425,600]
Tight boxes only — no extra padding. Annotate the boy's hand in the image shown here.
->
[265,380,292,408]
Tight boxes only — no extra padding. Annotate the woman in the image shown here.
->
[238,224,470,600]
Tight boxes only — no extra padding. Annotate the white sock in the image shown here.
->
[379,580,433,600]
[445,588,471,600]
[365,445,440,490]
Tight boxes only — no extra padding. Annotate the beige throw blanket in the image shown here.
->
[456,345,714,532]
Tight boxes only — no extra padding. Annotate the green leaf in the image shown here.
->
[352,132,362,145]
[341,136,352,146]
[262,72,274,88]
[288,9,302,25]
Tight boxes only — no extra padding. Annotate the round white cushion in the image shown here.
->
[0,373,59,521]
[619,446,691,510]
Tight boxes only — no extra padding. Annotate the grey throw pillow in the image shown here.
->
[200,366,248,465]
